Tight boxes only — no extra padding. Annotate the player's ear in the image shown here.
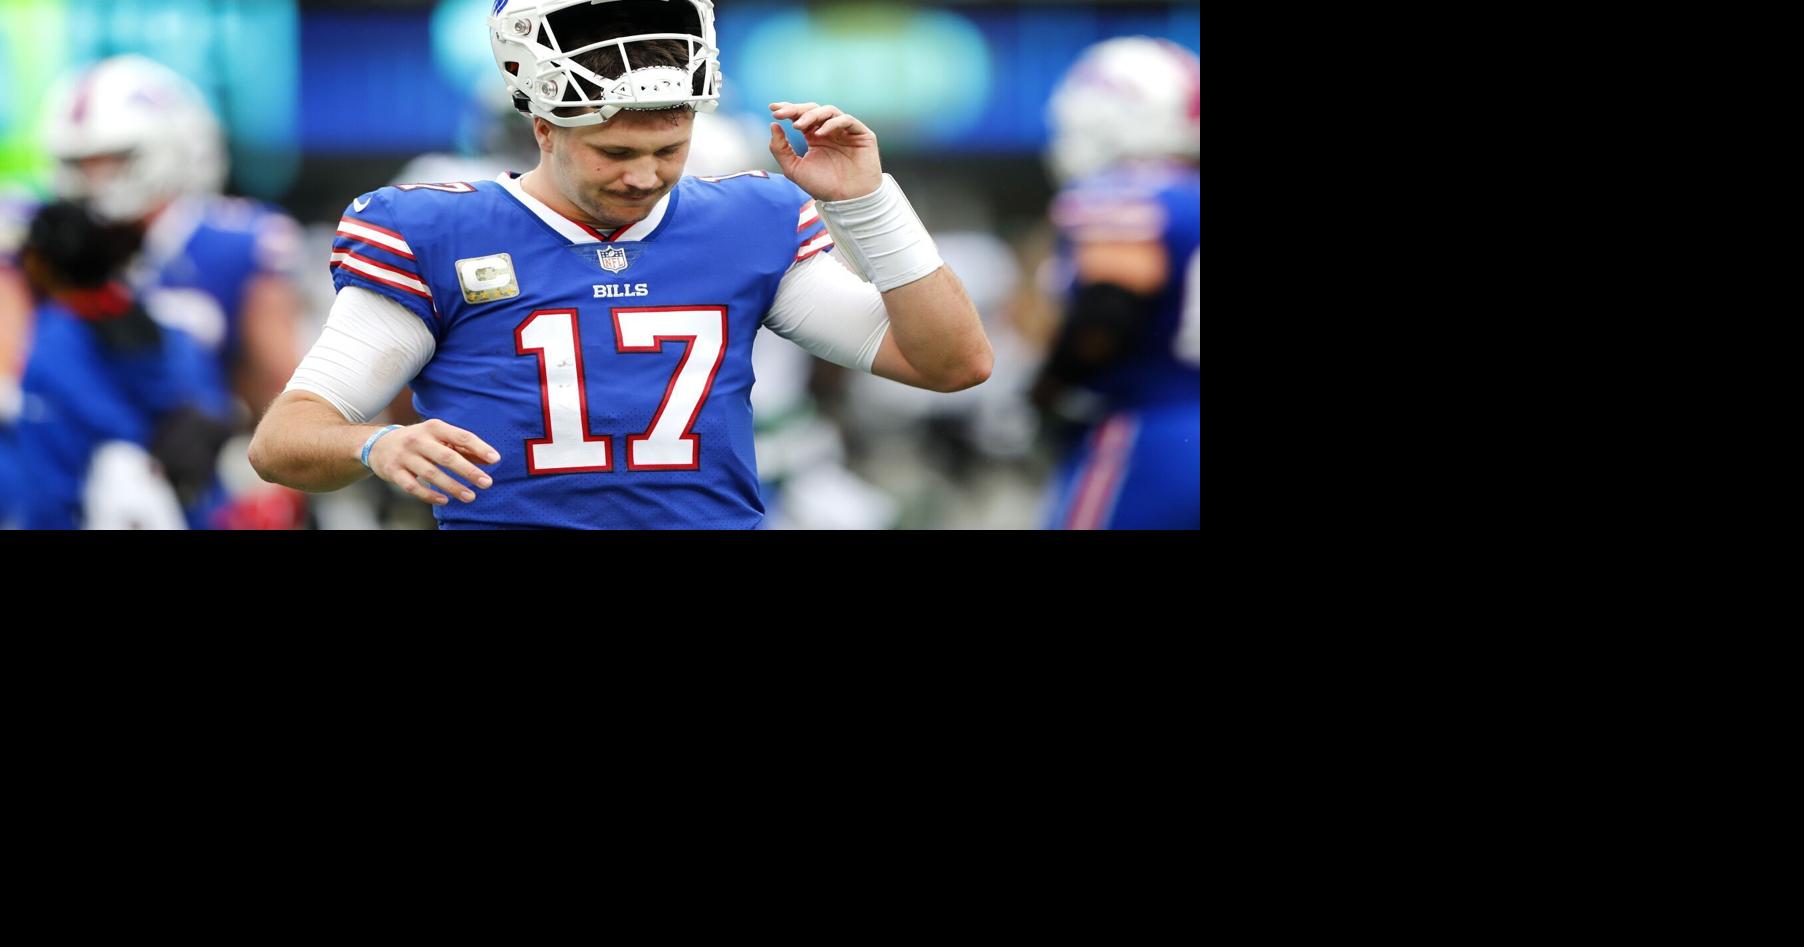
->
[532,117,556,154]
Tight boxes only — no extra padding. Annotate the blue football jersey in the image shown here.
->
[330,171,835,529]
[1049,161,1201,411]
[1042,161,1201,530]
[133,195,303,390]
[16,303,231,529]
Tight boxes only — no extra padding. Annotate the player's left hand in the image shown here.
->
[768,102,883,202]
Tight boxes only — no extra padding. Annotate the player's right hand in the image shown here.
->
[366,419,500,506]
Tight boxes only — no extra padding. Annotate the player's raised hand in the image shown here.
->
[367,418,500,507]
[768,101,883,202]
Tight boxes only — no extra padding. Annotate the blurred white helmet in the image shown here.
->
[1046,37,1200,184]
[44,55,227,223]
[490,0,721,128]
[684,112,777,178]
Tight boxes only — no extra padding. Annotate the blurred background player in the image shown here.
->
[14,54,308,528]
[12,199,234,529]
[1031,37,1200,530]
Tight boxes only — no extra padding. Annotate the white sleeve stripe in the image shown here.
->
[336,220,415,257]
[330,251,431,298]
[797,204,821,230]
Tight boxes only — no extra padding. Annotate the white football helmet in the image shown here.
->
[490,0,721,127]
[1046,37,1200,183]
[43,55,228,224]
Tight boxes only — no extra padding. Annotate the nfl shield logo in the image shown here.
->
[599,246,630,273]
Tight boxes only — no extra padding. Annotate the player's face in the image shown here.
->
[546,110,693,228]
[62,152,132,198]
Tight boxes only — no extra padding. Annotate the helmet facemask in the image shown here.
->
[491,0,721,128]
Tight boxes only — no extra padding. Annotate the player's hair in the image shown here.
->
[546,6,702,122]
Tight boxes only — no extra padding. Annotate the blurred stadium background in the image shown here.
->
[0,0,1199,529]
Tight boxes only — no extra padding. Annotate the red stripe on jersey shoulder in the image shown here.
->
[339,217,410,243]
[334,230,416,261]
[333,260,433,301]
[335,249,421,282]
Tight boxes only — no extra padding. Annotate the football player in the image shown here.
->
[12,199,235,529]
[44,54,304,426]
[250,0,992,529]
[1032,37,1200,530]
[14,55,307,528]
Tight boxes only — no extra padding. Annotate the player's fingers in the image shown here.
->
[393,471,449,506]
[429,445,494,491]
[768,122,799,169]
[770,101,820,121]
[450,441,499,467]
[413,465,476,504]
[793,105,841,131]
[425,419,500,463]
[812,114,867,141]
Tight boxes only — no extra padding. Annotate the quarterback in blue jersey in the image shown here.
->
[1033,38,1201,530]
[251,0,992,529]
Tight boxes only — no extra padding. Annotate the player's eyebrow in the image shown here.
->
[593,141,686,155]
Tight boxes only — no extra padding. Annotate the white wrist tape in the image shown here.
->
[815,174,944,293]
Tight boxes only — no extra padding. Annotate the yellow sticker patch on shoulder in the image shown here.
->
[456,253,520,304]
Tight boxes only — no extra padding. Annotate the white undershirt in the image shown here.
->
[286,250,890,424]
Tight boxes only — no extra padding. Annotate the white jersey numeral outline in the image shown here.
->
[516,309,614,474]
[613,307,729,470]
[515,307,729,474]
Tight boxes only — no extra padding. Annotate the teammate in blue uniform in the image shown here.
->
[42,54,303,421]
[10,55,306,529]
[12,202,234,529]
[1033,38,1201,530]
[250,0,992,529]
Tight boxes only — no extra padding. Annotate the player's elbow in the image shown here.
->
[935,346,993,393]
[247,411,299,486]
[246,426,279,484]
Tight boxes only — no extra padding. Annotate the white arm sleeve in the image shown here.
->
[764,251,890,373]
[284,285,437,423]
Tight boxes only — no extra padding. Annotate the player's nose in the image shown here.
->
[620,159,661,191]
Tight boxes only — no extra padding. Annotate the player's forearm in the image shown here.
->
[879,266,993,392]
[248,392,383,492]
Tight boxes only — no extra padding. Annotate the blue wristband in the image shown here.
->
[360,424,404,470]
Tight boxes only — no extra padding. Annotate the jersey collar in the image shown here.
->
[497,171,670,244]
